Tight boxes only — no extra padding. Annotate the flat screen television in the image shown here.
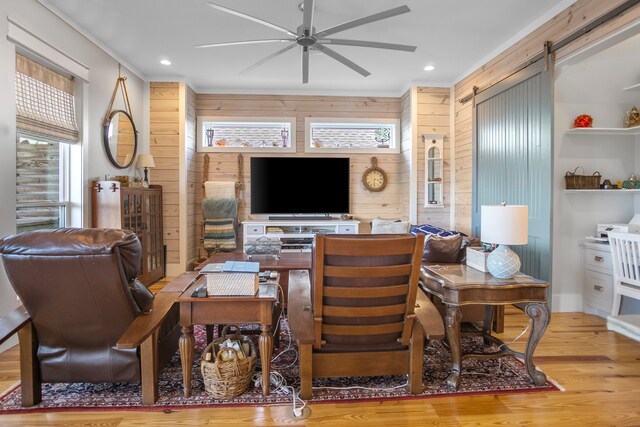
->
[250,157,350,216]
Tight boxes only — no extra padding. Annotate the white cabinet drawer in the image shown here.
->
[583,269,613,312]
[245,225,265,235]
[584,248,613,273]
[337,224,357,234]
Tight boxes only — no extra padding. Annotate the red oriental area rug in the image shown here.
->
[0,320,559,414]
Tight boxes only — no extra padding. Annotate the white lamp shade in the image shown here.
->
[137,153,155,168]
[481,205,528,245]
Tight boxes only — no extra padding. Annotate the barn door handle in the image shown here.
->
[594,256,604,262]
[593,285,604,292]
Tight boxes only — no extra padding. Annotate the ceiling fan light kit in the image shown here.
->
[197,1,417,84]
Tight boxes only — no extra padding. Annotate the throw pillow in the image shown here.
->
[423,234,463,263]
[371,218,410,234]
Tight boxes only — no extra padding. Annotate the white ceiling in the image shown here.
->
[39,0,576,96]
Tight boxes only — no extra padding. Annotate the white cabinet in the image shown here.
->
[242,220,360,252]
[581,241,614,317]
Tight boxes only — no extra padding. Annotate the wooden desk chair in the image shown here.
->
[608,231,640,315]
[288,233,444,400]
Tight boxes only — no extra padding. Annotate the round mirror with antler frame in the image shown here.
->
[103,66,138,169]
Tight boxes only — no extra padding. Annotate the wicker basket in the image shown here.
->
[200,325,257,399]
[565,166,601,189]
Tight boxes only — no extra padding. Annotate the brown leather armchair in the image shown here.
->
[287,234,444,400]
[0,228,184,406]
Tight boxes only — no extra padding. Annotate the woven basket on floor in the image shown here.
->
[200,325,257,399]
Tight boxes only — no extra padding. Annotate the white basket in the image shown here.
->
[466,247,490,273]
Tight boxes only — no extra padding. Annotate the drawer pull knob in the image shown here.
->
[593,285,604,292]
[594,256,604,262]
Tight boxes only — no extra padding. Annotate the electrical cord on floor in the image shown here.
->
[253,371,307,417]
[498,323,530,350]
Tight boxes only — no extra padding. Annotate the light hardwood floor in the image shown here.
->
[0,305,639,426]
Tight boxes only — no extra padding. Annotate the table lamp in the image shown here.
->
[481,204,528,279]
[137,154,155,187]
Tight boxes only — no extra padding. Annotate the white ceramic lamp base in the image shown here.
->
[486,244,521,279]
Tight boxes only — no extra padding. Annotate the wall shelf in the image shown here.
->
[565,127,640,136]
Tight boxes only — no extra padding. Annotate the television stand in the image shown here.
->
[243,219,360,252]
[268,215,332,221]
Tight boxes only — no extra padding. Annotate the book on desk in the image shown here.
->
[201,261,260,296]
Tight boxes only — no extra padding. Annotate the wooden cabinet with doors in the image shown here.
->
[91,180,164,286]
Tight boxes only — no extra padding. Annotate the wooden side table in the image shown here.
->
[420,264,549,390]
[177,272,280,397]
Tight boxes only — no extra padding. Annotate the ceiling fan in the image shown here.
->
[195,1,417,84]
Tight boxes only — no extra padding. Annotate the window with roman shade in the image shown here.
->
[15,54,79,143]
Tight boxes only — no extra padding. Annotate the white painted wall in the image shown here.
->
[0,0,148,350]
[552,30,640,313]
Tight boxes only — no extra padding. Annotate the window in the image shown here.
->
[15,54,78,233]
[305,118,400,153]
[16,135,68,233]
[197,116,296,152]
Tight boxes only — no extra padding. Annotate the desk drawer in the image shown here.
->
[583,269,613,312]
[584,248,613,273]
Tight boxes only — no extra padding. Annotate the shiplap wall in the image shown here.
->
[150,82,181,266]
[194,94,407,254]
[186,86,198,265]
[453,0,640,234]
[416,87,451,226]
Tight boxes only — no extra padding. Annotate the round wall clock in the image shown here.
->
[362,157,388,192]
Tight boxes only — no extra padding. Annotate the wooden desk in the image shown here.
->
[420,264,549,390]
[177,272,279,397]
[197,252,311,307]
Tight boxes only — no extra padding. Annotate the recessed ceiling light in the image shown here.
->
[160,59,172,66]
[424,65,435,71]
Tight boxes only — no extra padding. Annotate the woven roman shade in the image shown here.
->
[15,54,79,143]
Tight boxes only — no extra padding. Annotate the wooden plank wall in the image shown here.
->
[149,82,181,266]
[453,0,640,235]
[185,86,198,265]
[416,87,451,227]
[194,94,405,253]
[399,89,412,224]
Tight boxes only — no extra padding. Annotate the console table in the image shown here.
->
[420,264,549,390]
[177,272,280,397]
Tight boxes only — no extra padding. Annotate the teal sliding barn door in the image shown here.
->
[472,59,553,282]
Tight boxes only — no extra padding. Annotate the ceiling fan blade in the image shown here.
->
[302,0,315,33]
[315,5,410,38]
[314,44,370,77]
[318,38,416,52]
[207,2,297,37]
[195,39,295,48]
[239,42,297,75]
[302,47,310,84]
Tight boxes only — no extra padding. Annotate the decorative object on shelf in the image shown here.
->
[103,64,138,169]
[137,153,155,188]
[622,174,640,189]
[573,114,593,128]
[600,179,618,189]
[481,203,528,279]
[130,176,144,188]
[362,156,388,192]
[624,106,639,128]
[114,175,130,187]
[564,166,601,189]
